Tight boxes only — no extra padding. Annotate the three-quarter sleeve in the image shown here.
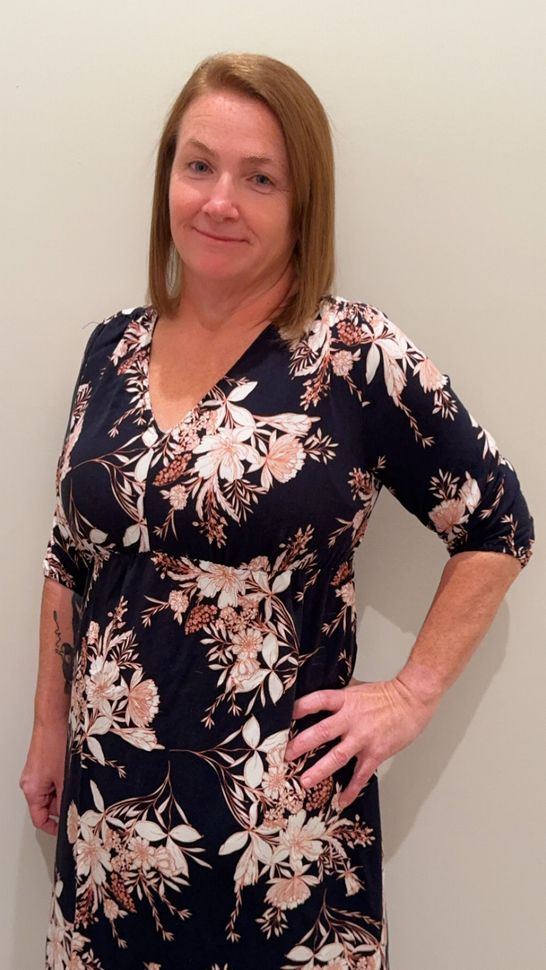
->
[42,320,103,596]
[356,303,535,568]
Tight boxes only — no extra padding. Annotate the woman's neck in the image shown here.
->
[170,263,297,335]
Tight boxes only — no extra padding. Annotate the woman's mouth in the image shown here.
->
[194,228,245,243]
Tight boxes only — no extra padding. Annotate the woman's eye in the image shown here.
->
[253,174,273,187]
[188,160,210,174]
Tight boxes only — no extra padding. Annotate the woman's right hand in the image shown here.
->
[19,720,68,837]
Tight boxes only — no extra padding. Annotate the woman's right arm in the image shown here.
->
[21,318,106,835]
[19,578,81,836]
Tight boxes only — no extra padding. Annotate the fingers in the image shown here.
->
[20,775,62,838]
[297,741,357,790]
[291,688,346,720]
[285,710,345,762]
[338,759,377,809]
[28,801,59,837]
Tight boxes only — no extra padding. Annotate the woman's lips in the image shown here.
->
[194,228,245,243]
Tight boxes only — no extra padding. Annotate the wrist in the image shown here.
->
[395,659,447,707]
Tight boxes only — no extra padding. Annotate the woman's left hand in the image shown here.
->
[284,676,440,809]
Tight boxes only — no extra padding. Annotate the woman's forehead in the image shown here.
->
[177,91,288,162]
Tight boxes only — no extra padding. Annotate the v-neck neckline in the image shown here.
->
[143,307,276,437]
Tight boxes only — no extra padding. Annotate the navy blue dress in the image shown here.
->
[43,295,534,970]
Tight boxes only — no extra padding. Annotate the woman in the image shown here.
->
[21,52,534,970]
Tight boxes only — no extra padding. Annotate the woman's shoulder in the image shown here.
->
[313,293,408,356]
[319,293,397,337]
[81,303,156,364]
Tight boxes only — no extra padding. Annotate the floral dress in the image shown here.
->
[42,294,534,970]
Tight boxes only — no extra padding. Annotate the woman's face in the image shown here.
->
[168,89,296,293]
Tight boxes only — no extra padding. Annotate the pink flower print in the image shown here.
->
[356,955,382,970]
[262,745,290,800]
[429,497,467,534]
[127,836,155,871]
[219,605,242,631]
[232,627,263,663]
[264,867,319,910]
[46,919,65,969]
[225,628,264,691]
[227,658,262,692]
[261,434,306,485]
[248,555,269,571]
[153,841,187,878]
[197,563,248,608]
[86,658,126,715]
[413,356,447,392]
[168,484,189,510]
[125,671,160,728]
[168,589,189,623]
[273,810,326,867]
[75,829,111,886]
[193,427,260,482]
[331,350,355,377]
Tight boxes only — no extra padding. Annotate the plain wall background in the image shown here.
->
[2,1,544,967]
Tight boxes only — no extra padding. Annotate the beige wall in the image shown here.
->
[3,1,544,967]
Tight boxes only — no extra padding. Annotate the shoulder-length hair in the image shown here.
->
[146,52,336,341]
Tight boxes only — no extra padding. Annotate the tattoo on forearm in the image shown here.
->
[53,596,80,694]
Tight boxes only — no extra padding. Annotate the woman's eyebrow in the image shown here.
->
[183,137,283,170]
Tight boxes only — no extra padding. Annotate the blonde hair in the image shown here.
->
[146,52,336,340]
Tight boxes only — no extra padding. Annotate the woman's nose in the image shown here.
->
[201,175,239,219]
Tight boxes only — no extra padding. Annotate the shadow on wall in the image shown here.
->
[353,491,508,863]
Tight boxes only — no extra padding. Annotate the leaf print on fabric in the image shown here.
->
[149,381,337,548]
[428,468,481,545]
[282,297,456,452]
[46,876,106,970]
[143,531,321,728]
[281,892,388,969]
[68,767,211,947]
[108,314,155,433]
[327,466,383,555]
[350,303,458,432]
[69,598,163,775]
[172,711,378,948]
[43,371,105,597]
[321,559,357,639]
[168,715,375,942]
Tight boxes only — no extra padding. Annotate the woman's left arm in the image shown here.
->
[284,304,535,808]
[285,550,521,809]
[394,548,521,701]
